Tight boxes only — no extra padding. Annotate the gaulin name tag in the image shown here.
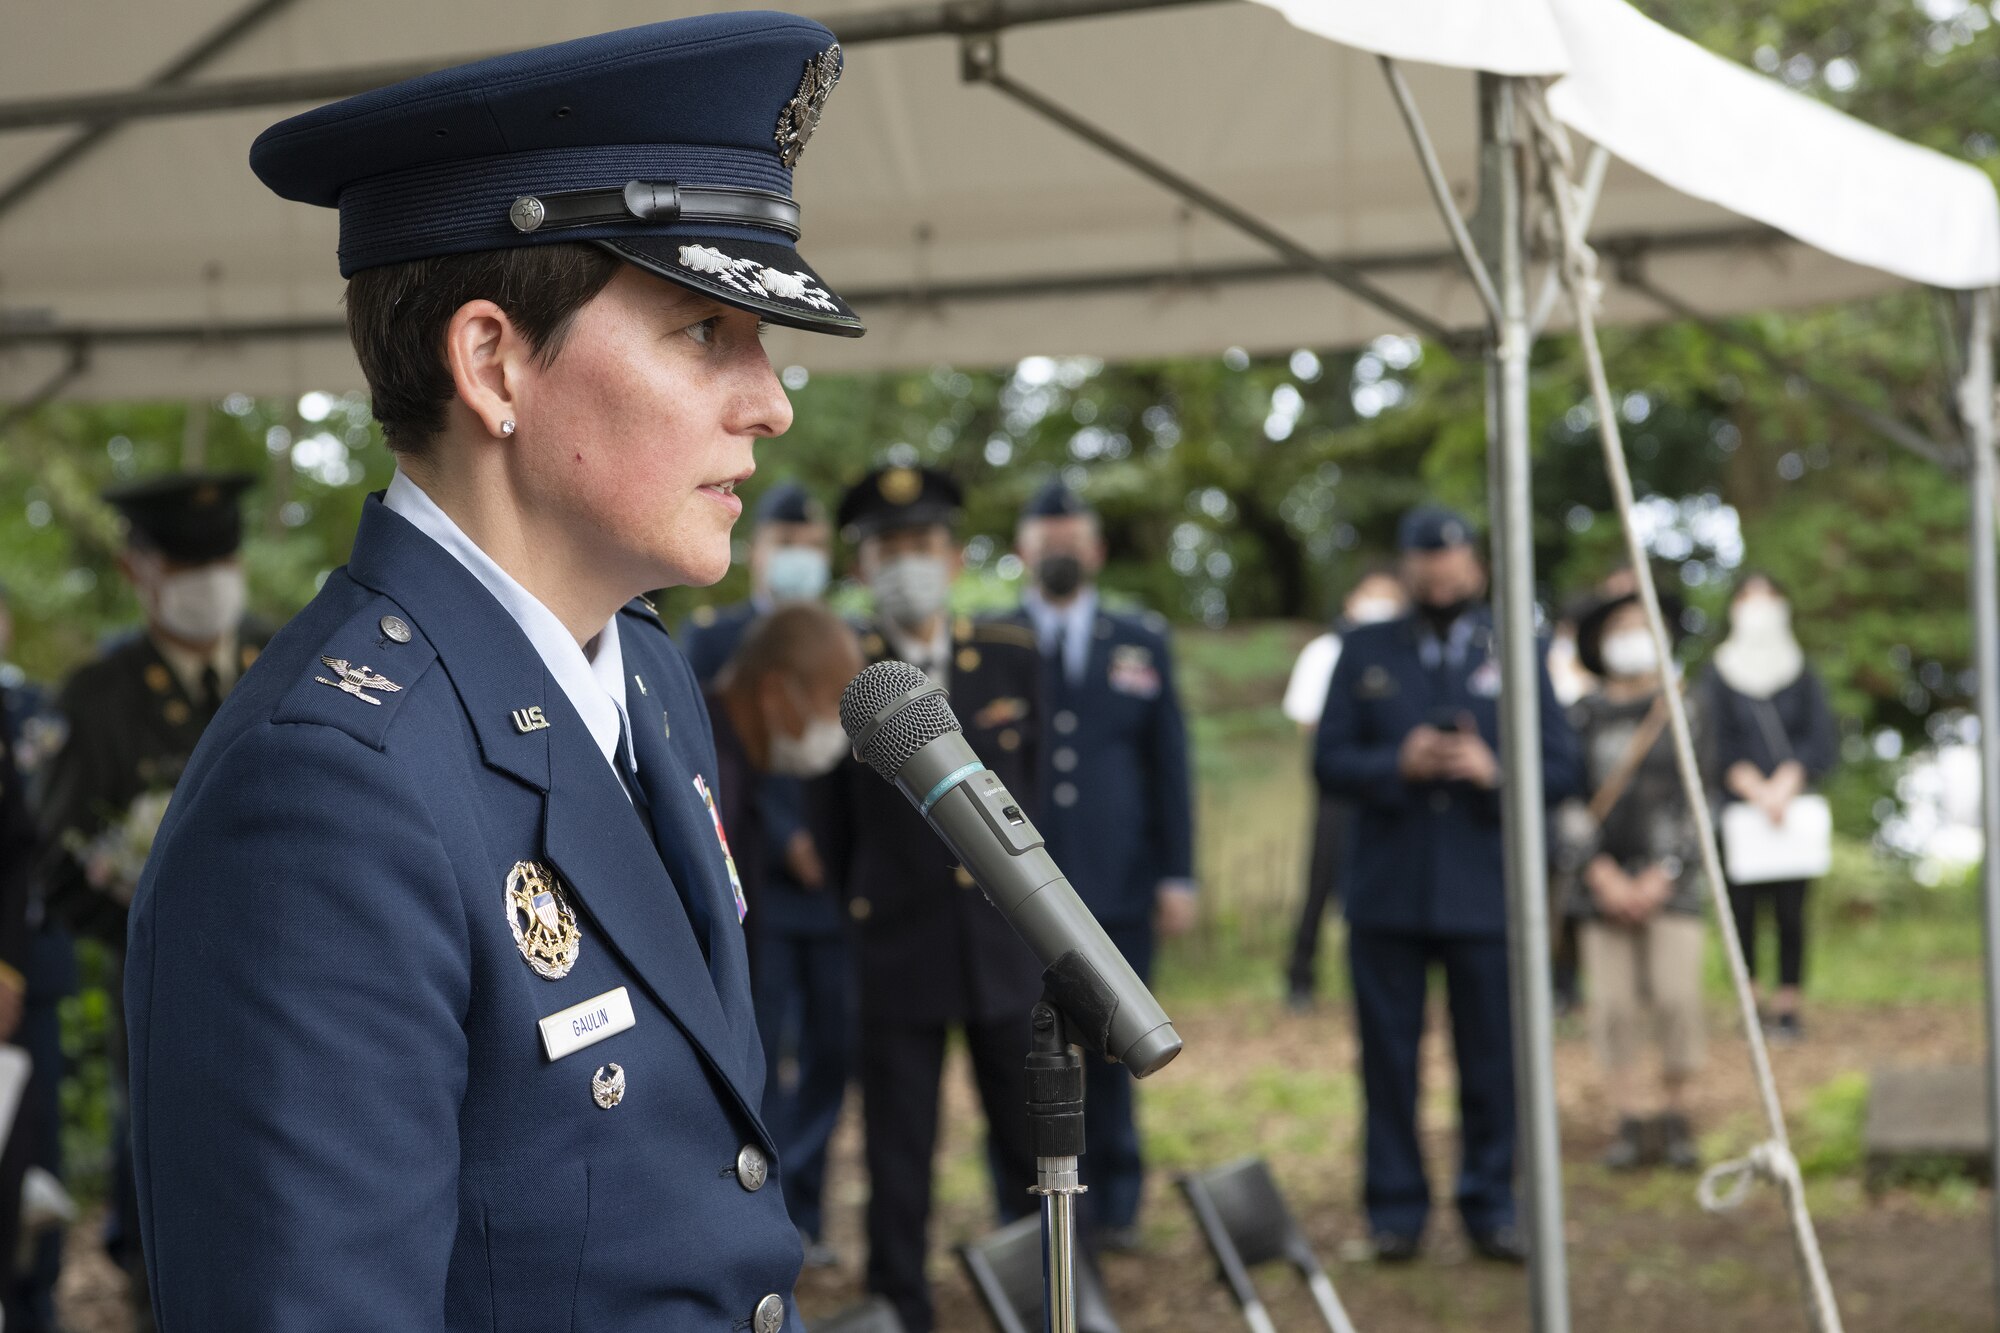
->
[539,986,635,1062]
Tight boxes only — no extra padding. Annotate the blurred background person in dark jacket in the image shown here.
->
[1705,571,1838,1043]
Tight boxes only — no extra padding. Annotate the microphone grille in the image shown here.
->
[840,660,961,780]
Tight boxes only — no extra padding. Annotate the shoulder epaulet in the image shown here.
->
[971,619,1038,650]
[620,595,667,632]
[271,603,438,750]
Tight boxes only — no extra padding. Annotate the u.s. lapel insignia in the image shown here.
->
[592,1063,625,1109]
[775,44,843,168]
[506,860,581,979]
[510,706,550,734]
[315,656,403,706]
[692,774,748,923]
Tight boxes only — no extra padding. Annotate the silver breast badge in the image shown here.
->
[506,860,582,979]
[315,656,403,706]
[592,1063,625,1109]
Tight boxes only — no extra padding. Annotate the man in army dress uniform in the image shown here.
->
[1002,479,1194,1251]
[126,16,867,1329]
[823,465,1045,1333]
[37,471,266,1325]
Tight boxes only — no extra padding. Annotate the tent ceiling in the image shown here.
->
[0,0,1993,401]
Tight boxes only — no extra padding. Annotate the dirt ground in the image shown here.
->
[52,996,1996,1332]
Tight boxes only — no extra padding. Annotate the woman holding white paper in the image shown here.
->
[1704,572,1839,1043]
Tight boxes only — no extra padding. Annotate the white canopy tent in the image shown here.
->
[0,0,1993,399]
[3,4,1998,1332]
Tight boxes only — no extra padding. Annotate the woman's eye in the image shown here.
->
[684,317,721,346]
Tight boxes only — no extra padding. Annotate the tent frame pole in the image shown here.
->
[1474,72,1570,1333]
[1961,286,2000,1323]
[960,35,1464,348]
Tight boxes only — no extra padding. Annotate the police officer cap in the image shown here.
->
[1020,478,1092,521]
[837,466,963,540]
[249,14,862,337]
[755,480,823,526]
[102,472,255,563]
[1397,504,1478,552]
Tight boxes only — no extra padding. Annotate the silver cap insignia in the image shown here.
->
[774,45,842,169]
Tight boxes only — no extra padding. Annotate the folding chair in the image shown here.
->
[811,1296,907,1333]
[958,1212,1122,1333]
[1176,1157,1358,1333]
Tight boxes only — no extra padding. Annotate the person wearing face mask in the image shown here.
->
[993,478,1195,1254]
[1316,504,1581,1266]
[825,465,1045,1333]
[1567,590,1710,1171]
[1703,572,1837,1043]
[36,470,267,1327]
[704,602,862,1265]
[679,481,834,683]
[1283,565,1407,1012]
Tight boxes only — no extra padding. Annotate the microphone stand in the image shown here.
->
[1026,994,1087,1333]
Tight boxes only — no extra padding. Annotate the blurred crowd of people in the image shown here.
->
[1285,512,1838,1257]
[0,462,1845,1325]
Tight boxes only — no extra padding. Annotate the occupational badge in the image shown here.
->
[592,1063,625,1109]
[315,656,403,706]
[774,44,842,168]
[506,860,582,979]
[692,775,749,924]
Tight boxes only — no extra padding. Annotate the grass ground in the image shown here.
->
[52,621,2000,1331]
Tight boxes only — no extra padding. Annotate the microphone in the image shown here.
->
[840,661,1182,1077]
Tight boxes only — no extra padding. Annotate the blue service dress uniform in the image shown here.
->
[999,600,1191,1234]
[680,597,854,1247]
[126,497,801,1330]
[1315,607,1580,1240]
[821,614,1045,1333]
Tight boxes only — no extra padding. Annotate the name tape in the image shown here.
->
[538,986,635,1062]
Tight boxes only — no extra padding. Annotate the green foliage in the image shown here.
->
[1795,1070,1871,1179]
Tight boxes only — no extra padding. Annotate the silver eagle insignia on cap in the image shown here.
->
[775,45,842,169]
[506,860,582,980]
[315,656,403,705]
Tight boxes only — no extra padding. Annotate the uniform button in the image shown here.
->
[849,897,872,921]
[379,614,412,643]
[1054,710,1078,735]
[957,647,982,673]
[755,1293,785,1333]
[955,867,976,890]
[1430,790,1451,813]
[735,1144,768,1192]
[997,728,1020,751]
[1053,747,1078,773]
[1053,782,1078,808]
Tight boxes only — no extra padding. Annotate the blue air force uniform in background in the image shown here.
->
[1315,509,1580,1251]
[998,480,1193,1243]
[678,481,854,1257]
[127,14,869,1329]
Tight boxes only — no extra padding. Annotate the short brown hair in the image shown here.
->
[720,603,861,689]
[343,243,622,455]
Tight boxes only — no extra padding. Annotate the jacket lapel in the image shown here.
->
[344,496,761,1120]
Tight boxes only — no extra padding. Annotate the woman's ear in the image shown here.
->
[443,299,528,439]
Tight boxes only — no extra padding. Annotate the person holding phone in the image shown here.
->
[1315,505,1581,1266]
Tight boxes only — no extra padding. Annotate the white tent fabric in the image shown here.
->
[0,0,1994,402]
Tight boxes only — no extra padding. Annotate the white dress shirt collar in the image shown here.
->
[1023,586,1097,684]
[383,470,629,773]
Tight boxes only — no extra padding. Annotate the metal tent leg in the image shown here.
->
[1475,72,1570,1333]
[1961,287,2000,1323]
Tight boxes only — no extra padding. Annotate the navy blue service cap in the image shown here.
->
[1397,504,1478,552]
[837,466,964,540]
[249,14,863,337]
[103,472,255,563]
[755,480,823,525]
[1020,478,1092,520]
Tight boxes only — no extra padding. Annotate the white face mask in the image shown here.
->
[1731,596,1791,639]
[1347,596,1403,626]
[146,562,246,644]
[768,712,850,777]
[1599,629,1658,678]
[871,555,952,628]
[764,547,830,603]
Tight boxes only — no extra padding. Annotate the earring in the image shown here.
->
[500,419,517,436]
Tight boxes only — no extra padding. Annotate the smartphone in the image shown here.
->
[1425,706,1464,732]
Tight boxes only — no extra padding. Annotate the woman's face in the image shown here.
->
[1732,576,1788,627]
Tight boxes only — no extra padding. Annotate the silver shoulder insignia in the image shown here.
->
[314,656,404,706]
